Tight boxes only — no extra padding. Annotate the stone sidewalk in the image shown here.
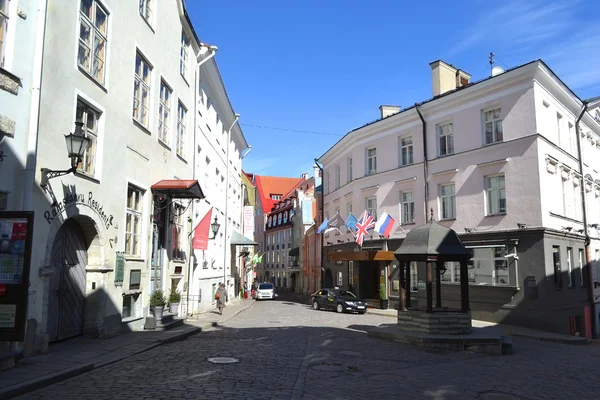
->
[367,308,590,345]
[0,299,255,400]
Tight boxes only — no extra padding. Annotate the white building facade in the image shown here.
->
[318,60,600,335]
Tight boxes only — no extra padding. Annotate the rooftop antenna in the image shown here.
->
[488,52,495,75]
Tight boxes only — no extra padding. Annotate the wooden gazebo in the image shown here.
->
[394,210,472,314]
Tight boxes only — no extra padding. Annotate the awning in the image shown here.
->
[327,250,395,261]
[230,231,258,246]
[289,247,299,256]
[151,179,205,199]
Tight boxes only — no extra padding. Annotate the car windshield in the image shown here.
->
[259,283,273,290]
[334,290,356,298]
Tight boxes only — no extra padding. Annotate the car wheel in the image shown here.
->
[336,303,344,313]
[312,301,319,310]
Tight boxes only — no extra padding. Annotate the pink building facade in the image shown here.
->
[318,60,600,336]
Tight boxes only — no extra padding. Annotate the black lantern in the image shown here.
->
[210,216,220,239]
[40,120,93,189]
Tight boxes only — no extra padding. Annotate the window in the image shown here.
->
[78,0,108,83]
[366,197,377,220]
[567,247,573,287]
[139,0,152,25]
[556,113,562,147]
[172,203,185,260]
[485,175,506,215]
[573,177,582,220]
[0,0,8,68]
[158,80,171,143]
[466,246,509,286]
[176,102,186,157]
[400,191,414,224]
[569,123,576,155]
[125,185,144,257]
[439,183,455,220]
[553,246,562,289]
[346,202,352,216]
[75,99,100,176]
[367,147,377,175]
[133,52,151,127]
[129,269,141,290]
[438,123,454,156]
[484,108,503,144]
[441,262,461,283]
[410,262,418,292]
[180,31,189,79]
[579,249,585,287]
[337,271,343,286]
[347,157,353,182]
[122,293,141,319]
[400,136,413,166]
[335,164,340,189]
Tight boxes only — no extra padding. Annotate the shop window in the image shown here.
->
[466,246,509,286]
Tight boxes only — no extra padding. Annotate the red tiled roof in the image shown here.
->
[254,175,304,212]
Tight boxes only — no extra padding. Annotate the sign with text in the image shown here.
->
[0,211,34,341]
[243,206,254,240]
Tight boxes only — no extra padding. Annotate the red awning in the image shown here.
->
[151,179,205,199]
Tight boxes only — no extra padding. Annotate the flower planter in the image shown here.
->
[153,306,164,320]
[380,299,389,310]
[170,303,179,315]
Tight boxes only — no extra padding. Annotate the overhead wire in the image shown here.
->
[240,123,344,137]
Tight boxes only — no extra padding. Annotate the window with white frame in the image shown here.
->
[325,171,330,194]
[567,247,573,287]
[484,108,503,144]
[347,157,353,182]
[337,271,343,286]
[139,0,152,25]
[400,136,413,166]
[158,80,171,143]
[579,248,585,287]
[177,101,186,157]
[438,123,454,156]
[172,203,185,260]
[78,0,108,84]
[367,147,377,175]
[133,52,151,127]
[335,164,340,189]
[346,202,352,216]
[0,0,9,68]
[556,113,562,147]
[366,197,377,220]
[439,183,455,220]
[568,122,576,155]
[75,99,100,176]
[485,175,506,215]
[125,185,144,257]
[400,191,414,224]
[573,176,582,220]
[180,30,189,79]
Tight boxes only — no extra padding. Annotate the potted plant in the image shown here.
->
[150,289,166,320]
[168,290,181,315]
[379,282,388,310]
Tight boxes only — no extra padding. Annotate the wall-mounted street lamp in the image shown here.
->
[40,120,91,189]
[210,216,221,240]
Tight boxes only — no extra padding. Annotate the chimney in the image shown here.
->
[313,164,322,187]
[429,60,471,97]
[301,172,308,180]
[379,105,401,119]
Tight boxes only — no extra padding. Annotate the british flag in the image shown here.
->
[355,211,376,247]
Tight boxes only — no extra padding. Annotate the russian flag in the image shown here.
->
[374,212,395,238]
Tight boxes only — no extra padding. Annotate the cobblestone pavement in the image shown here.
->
[14,293,600,400]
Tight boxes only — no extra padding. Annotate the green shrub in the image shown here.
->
[379,283,387,300]
[150,289,166,307]
[168,290,181,304]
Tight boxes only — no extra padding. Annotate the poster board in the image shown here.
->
[0,211,34,341]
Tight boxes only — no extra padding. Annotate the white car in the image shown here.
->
[256,282,275,300]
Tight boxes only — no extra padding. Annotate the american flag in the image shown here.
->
[355,211,376,247]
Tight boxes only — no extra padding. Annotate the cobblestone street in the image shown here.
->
[14,294,600,400]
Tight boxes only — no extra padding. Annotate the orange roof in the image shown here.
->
[254,175,304,212]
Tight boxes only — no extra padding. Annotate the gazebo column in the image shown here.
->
[459,260,470,313]
[435,261,442,309]
[426,261,433,313]
[405,262,411,308]
[398,262,406,311]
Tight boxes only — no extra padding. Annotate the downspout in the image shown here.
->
[242,145,252,159]
[575,102,595,338]
[22,0,49,210]
[415,105,429,212]
[314,159,324,288]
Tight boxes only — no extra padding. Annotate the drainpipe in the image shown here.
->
[223,113,240,298]
[314,159,324,288]
[242,145,253,159]
[575,102,595,338]
[415,104,429,213]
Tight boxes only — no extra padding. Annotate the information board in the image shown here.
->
[0,212,34,341]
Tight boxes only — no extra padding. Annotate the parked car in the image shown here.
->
[310,288,367,314]
[256,282,276,300]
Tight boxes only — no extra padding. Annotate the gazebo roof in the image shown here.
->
[394,210,471,262]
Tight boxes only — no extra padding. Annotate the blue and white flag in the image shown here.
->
[317,218,329,234]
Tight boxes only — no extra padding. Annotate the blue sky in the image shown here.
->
[187,0,600,178]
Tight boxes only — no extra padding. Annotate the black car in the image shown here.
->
[310,288,367,314]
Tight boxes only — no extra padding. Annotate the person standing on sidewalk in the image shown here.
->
[215,283,228,315]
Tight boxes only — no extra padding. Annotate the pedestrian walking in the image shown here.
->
[215,283,228,315]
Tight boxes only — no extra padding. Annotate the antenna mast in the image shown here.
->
[489,52,495,75]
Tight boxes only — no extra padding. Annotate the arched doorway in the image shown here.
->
[47,218,91,342]
[324,268,333,288]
